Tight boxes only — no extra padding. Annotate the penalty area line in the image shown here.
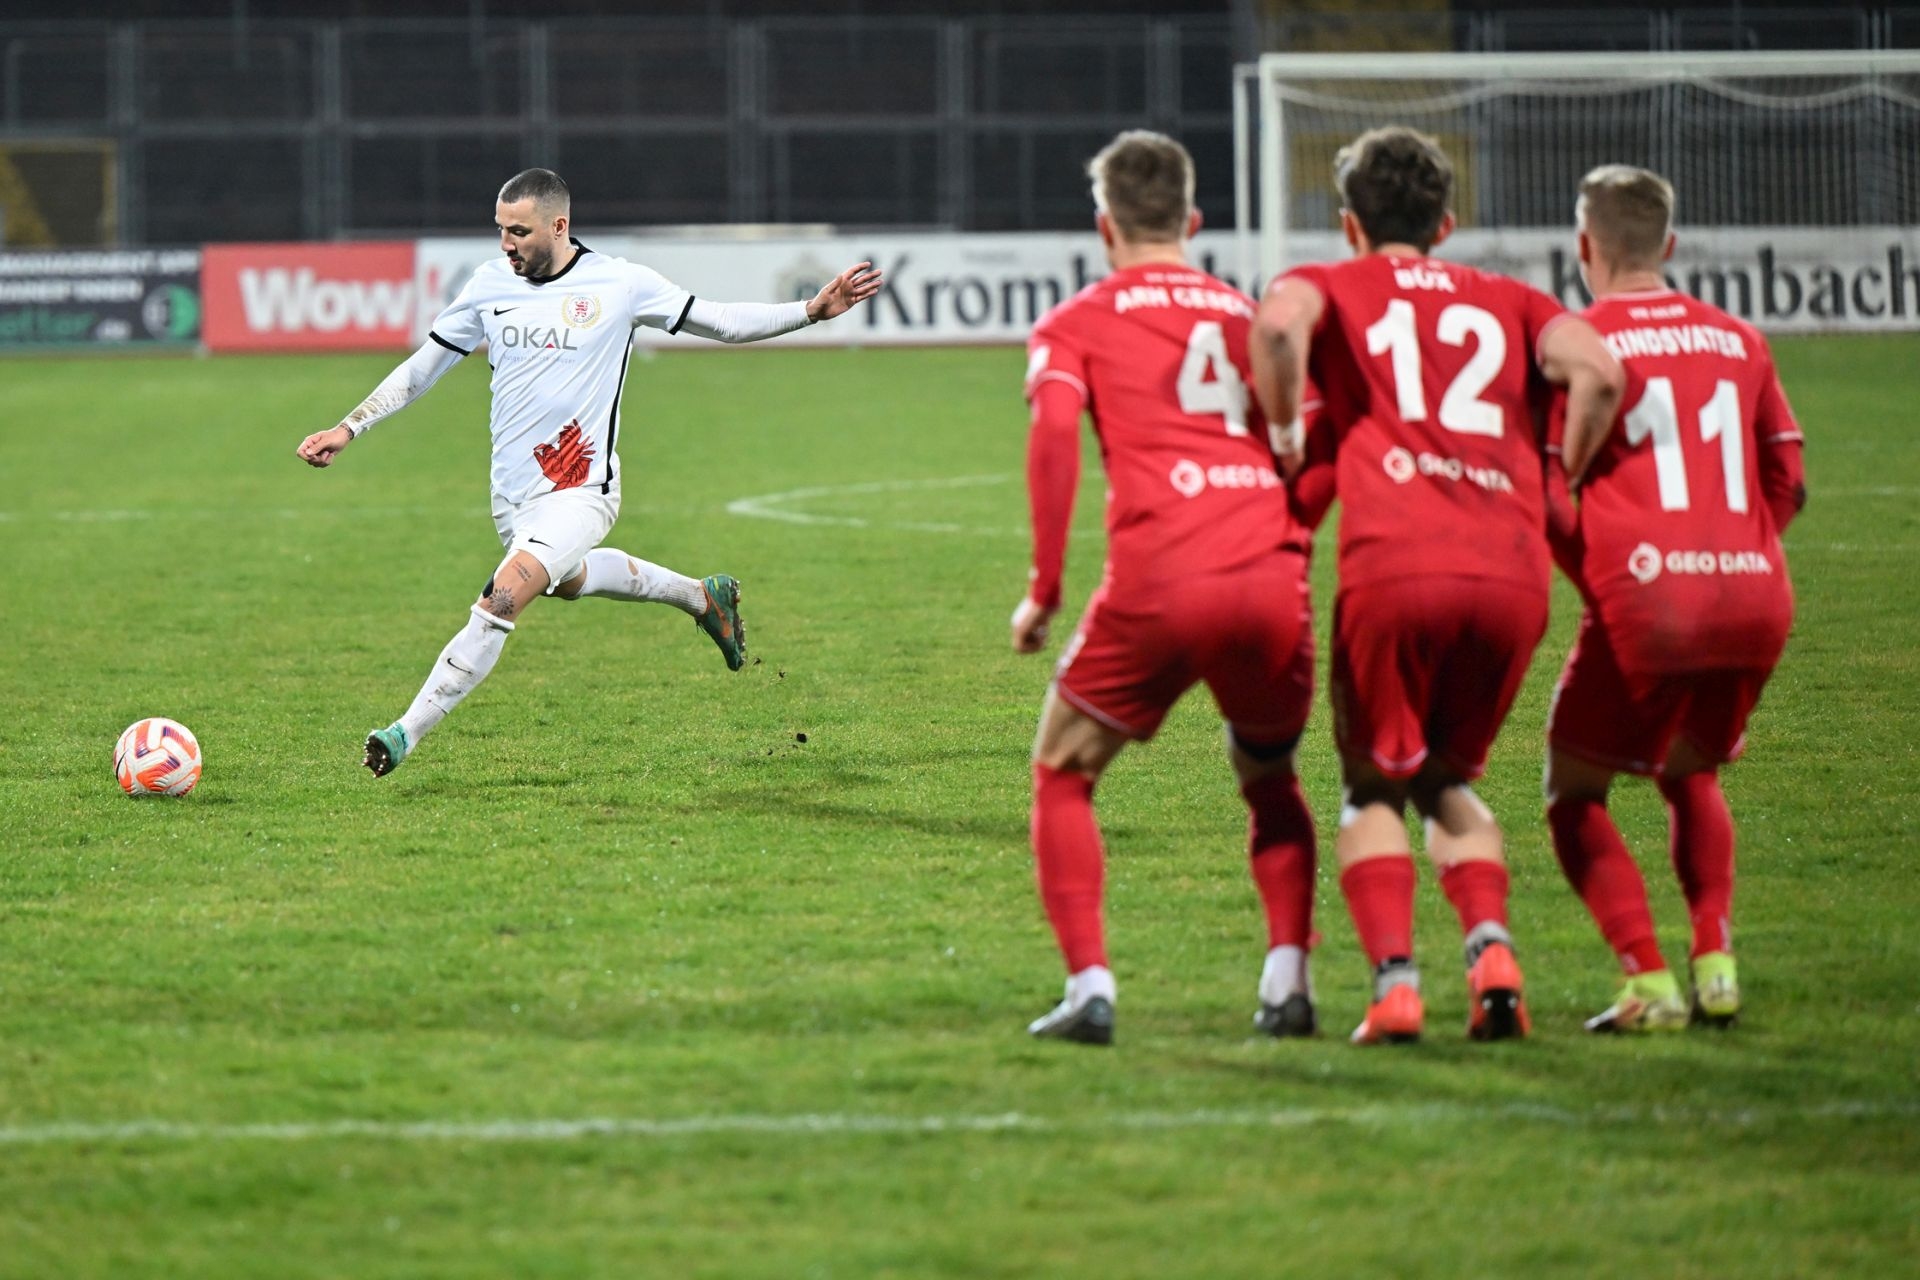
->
[724,473,1099,539]
[1,1098,1915,1147]
[724,473,1017,535]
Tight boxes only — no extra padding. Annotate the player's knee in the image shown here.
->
[1543,749,1612,807]
[1341,773,1405,818]
[1656,767,1721,805]
[1407,768,1464,819]
[1660,736,1722,783]
[1227,725,1300,783]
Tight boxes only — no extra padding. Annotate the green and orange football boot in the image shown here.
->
[697,574,747,671]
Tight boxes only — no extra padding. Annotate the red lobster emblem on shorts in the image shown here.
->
[533,418,595,490]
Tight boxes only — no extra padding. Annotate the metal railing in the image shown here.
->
[0,8,1908,247]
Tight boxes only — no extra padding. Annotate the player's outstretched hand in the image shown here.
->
[1010,597,1056,654]
[296,425,354,468]
[806,262,885,323]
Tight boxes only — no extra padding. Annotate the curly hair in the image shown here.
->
[1334,126,1453,252]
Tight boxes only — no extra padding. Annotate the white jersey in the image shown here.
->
[428,241,693,504]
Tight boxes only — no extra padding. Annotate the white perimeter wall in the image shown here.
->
[413,226,1920,346]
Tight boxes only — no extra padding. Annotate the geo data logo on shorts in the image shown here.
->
[1628,542,1663,584]
[1383,446,1417,484]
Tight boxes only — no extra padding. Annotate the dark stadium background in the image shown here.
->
[1,0,1914,248]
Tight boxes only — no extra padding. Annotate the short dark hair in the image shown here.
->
[1088,131,1195,243]
[1334,127,1453,252]
[1578,164,1675,270]
[498,168,570,213]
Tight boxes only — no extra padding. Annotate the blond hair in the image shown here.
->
[1578,164,1675,270]
[1088,131,1195,243]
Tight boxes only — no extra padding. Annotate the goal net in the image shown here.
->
[1234,51,1920,331]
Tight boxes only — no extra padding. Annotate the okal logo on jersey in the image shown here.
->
[1628,541,1774,585]
[497,325,580,351]
[561,294,603,328]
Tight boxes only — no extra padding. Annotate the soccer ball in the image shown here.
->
[113,717,203,797]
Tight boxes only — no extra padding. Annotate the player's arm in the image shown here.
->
[1249,277,1325,477]
[1538,315,1626,483]
[1284,396,1337,531]
[1543,402,1585,585]
[295,337,466,468]
[673,263,884,343]
[1013,379,1084,653]
[1753,356,1808,533]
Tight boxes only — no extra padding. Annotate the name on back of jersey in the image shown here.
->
[1602,321,1749,363]
[1112,283,1253,317]
[1393,264,1456,293]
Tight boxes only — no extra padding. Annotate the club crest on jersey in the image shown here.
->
[561,294,603,328]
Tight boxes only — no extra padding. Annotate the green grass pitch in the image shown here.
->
[1,337,1916,1277]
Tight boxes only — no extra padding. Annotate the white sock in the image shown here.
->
[576,547,707,616]
[1259,945,1311,1005]
[1067,965,1116,1008]
[397,605,514,746]
[1463,920,1514,968]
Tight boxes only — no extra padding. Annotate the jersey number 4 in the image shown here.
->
[1623,377,1748,514]
[1365,299,1508,437]
[1176,320,1294,455]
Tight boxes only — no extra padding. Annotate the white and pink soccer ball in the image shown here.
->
[113,717,203,797]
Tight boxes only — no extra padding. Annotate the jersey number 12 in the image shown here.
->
[1364,300,1509,437]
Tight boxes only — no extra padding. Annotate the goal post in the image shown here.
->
[1236,50,1920,332]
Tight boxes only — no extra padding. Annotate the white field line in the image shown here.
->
[1,1099,1914,1147]
[1818,486,1920,497]
[0,505,474,524]
[725,473,1020,535]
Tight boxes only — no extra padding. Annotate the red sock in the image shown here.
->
[1547,797,1666,975]
[1437,859,1510,936]
[1339,856,1417,967]
[1031,763,1107,972]
[1243,773,1316,949]
[1659,771,1736,958]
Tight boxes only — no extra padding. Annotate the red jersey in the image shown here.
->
[1285,254,1571,594]
[1565,289,1803,674]
[1025,263,1303,598]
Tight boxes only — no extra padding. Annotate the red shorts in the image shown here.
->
[1548,611,1777,775]
[1055,554,1313,743]
[1331,577,1548,780]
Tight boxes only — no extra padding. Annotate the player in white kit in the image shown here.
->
[295,168,882,776]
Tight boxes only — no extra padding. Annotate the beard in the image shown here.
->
[511,245,553,277]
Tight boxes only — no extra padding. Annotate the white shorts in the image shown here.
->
[490,480,620,589]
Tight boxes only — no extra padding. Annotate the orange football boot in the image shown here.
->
[1349,983,1424,1045]
[1467,941,1531,1041]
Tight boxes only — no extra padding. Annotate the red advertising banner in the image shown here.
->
[202,241,419,352]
